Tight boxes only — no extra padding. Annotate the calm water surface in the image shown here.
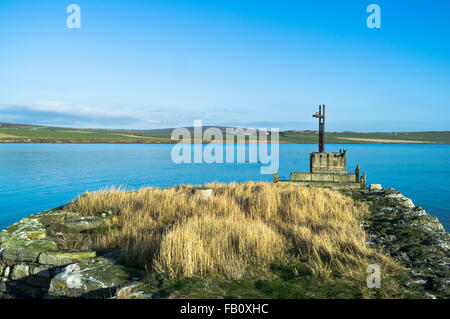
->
[0,144,449,231]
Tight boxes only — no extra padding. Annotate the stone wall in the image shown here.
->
[310,152,346,173]
[290,172,357,182]
[342,188,450,298]
[0,209,135,299]
[279,180,361,190]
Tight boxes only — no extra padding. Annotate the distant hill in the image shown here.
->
[0,123,449,144]
[132,126,246,134]
[0,123,45,129]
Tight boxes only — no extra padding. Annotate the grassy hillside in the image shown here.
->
[52,182,414,298]
[1,123,449,144]
[0,124,175,143]
[280,130,450,144]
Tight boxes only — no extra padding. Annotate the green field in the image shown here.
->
[280,130,450,144]
[0,123,449,144]
[0,124,175,144]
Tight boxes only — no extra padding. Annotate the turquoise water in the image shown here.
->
[0,144,449,231]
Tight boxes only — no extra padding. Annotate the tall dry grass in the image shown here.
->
[65,182,394,279]
[154,214,284,278]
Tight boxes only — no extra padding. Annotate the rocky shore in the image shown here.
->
[0,210,137,299]
[343,188,449,298]
[0,188,448,299]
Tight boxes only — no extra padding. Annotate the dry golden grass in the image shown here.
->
[115,285,134,299]
[0,132,18,138]
[154,214,284,278]
[65,182,399,281]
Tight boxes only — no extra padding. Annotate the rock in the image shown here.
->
[26,275,51,288]
[386,193,404,199]
[1,240,58,262]
[0,281,9,293]
[402,198,415,208]
[10,281,42,298]
[38,210,80,227]
[192,187,213,200]
[31,266,51,278]
[27,230,47,240]
[0,262,5,276]
[0,214,58,263]
[424,292,437,299]
[345,188,450,299]
[38,250,96,266]
[3,266,10,278]
[11,264,29,280]
[48,251,133,298]
[63,216,119,233]
[369,184,382,190]
[114,282,155,299]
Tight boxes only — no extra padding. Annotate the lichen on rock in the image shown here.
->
[38,250,96,266]
[343,188,450,298]
[48,251,133,298]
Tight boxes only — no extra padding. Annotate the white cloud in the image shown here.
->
[0,101,185,129]
[0,101,310,130]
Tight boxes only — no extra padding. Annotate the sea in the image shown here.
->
[0,143,448,231]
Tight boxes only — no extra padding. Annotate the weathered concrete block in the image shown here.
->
[310,152,346,173]
[192,187,212,200]
[290,172,312,181]
[38,250,96,266]
[311,173,334,182]
[273,172,279,182]
[283,180,361,190]
[333,174,356,182]
[360,172,367,188]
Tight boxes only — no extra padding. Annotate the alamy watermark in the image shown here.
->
[64,4,380,30]
[66,4,81,29]
[170,120,279,174]
[366,4,381,29]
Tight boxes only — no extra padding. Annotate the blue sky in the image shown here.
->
[0,0,449,131]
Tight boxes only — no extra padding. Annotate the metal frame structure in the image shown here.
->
[312,104,325,153]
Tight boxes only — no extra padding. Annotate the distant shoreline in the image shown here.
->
[1,123,449,144]
[0,140,447,145]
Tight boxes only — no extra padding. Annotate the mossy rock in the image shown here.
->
[1,241,58,262]
[49,251,136,298]
[37,210,80,227]
[1,213,58,263]
[63,216,119,233]
[38,250,97,266]
[10,264,30,280]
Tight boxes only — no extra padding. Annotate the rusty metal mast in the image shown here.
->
[312,104,325,153]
